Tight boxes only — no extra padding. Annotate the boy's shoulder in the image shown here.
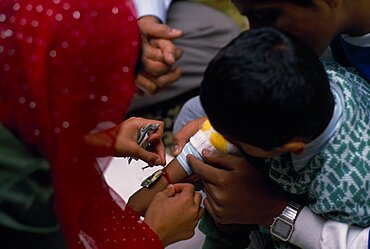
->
[321,60,370,89]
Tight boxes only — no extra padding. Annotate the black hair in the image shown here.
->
[200,27,334,150]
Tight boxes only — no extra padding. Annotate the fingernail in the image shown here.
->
[155,158,161,165]
[202,149,211,157]
[169,52,175,62]
[173,145,179,154]
[169,29,181,35]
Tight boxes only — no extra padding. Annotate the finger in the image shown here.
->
[187,173,201,182]
[203,198,218,221]
[202,198,229,224]
[145,120,164,140]
[201,149,247,171]
[150,25,182,39]
[172,117,207,156]
[150,39,184,65]
[193,192,202,207]
[137,67,181,93]
[143,43,165,62]
[139,18,182,39]
[140,119,166,165]
[148,133,166,166]
[131,146,162,166]
[141,44,173,76]
[151,67,182,88]
[159,184,176,197]
[202,181,220,206]
[135,74,158,95]
[187,154,225,184]
[149,39,176,65]
[173,183,195,195]
[174,47,183,60]
[141,56,173,77]
[198,207,205,220]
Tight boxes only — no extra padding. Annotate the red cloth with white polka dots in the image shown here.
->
[0,0,163,248]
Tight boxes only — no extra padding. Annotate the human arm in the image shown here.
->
[84,117,166,166]
[128,118,206,215]
[129,118,215,215]
[144,183,205,247]
[127,156,188,216]
[188,150,370,248]
[128,117,207,214]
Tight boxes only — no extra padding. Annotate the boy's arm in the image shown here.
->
[128,119,239,216]
[127,126,206,216]
[127,158,188,217]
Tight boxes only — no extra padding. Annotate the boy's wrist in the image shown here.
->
[270,201,303,242]
[262,197,306,231]
[162,167,172,184]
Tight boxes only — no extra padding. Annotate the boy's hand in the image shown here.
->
[172,116,207,156]
[115,117,166,166]
[145,183,204,247]
[187,150,288,228]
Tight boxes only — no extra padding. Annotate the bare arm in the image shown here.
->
[127,157,188,216]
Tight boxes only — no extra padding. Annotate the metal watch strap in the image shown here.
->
[282,201,301,223]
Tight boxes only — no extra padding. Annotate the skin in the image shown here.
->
[172,117,299,228]
[171,0,370,230]
[84,117,166,166]
[187,150,289,228]
[128,157,189,216]
[231,139,306,158]
[129,117,302,228]
[231,0,370,55]
[87,118,204,247]
[136,16,183,95]
[145,183,204,247]
[114,117,166,165]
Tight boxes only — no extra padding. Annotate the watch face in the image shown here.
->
[270,217,293,242]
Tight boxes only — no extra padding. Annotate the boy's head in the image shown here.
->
[200,27,334,157]
[231,0,358,54]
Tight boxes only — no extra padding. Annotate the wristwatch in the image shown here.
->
[270,201,301,242]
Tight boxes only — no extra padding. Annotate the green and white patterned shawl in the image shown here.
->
[267,62,370,227]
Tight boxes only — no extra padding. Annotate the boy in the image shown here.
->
[200,27,370,248]
[129,27,370,248]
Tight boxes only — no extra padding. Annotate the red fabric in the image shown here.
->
[0,0,163,248]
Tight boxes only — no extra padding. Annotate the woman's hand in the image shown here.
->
[145,183,204,247]
[114,117,166,166]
